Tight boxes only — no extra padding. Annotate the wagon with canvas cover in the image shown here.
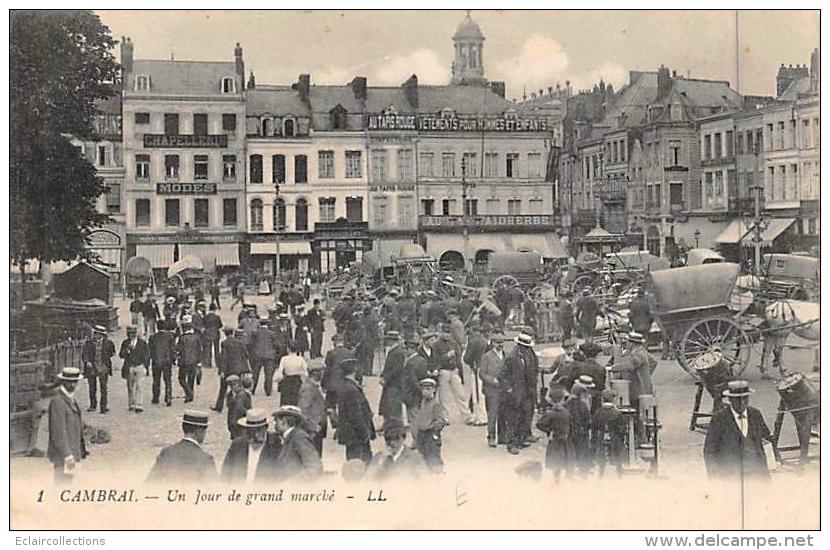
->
[647,262,752,377]
[760,253,820,300]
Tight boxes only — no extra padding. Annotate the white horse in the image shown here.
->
[764,299,821,372]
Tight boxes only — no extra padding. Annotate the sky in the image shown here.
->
[96,10,819,100]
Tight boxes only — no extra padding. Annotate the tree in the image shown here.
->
[10,10,120,272]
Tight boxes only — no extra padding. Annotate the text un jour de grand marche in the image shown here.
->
[51,488,387,506]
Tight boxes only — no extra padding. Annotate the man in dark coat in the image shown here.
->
[224,375,252,440]
[147,411,217,484]
[499,333,539,454]
[82,325,115,414]
[212,326,250,412]
[704,380,772,479]
[298,363,327,455]
[119,325,150,412]
[378,332,407,421]
[293,305,311,357]
[366,417,425,480]
[148,319,177,406]
[322,333,355,411]
[628,289,653,336]
[220,408,281,482]
[203,303,223,368]
[335,358,376,465]
[48,367,87,483]
[249,316,282,397]
[176,317,203,403]
[306,299,326,359]
[401,333,434,424]
[575,289,600,339]
[558,294,575,341]
[272,405,323,479]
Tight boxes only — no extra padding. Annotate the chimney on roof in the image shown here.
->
[657,65,672,99]
[120,37,133,76]
[247,71,256,90]
[810,48,820,94]
[297,74,311,105]
[234,43,244,79]
[351,76,367,101]
[402,74,419,108]
[489,81,505,98]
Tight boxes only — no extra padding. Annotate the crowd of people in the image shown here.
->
[47,270,788,485]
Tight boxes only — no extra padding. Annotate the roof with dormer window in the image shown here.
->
[126,59,240,96]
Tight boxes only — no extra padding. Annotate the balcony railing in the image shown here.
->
[598,181,627,203]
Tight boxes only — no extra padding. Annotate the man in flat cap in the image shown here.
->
[367,417,425,480]
[379,331,407,422]
[704,380,772,479]
[224,374,251,440]
[411,378,448,473]
[82,325,115,414]
[147,410,216,484]
[176,316,203,403]
[212,326,250,412]
[335,358,376,465]
[273,405,323,479]
[48,367,87,483]
[221,408,280,482]
[298,361,327,456]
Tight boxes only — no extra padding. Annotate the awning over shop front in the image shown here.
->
[740,218,795,247]
[180,243,240,268]
[513,234,569,259]
[375,238,416,265]
[714,218,796,246]
[136,245,174,268]
[250,242,311,256]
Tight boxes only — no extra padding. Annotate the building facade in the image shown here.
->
[120,38,247,274]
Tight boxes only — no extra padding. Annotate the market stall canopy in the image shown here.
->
[714,218,795,246]
[580,226,625,242]
[487,251,543,274]
[397,243,433,261]
[605,250,671,271]
[576,251,601,266]
[125,256,153,280]
[514,234,569,259]
[685,248,725,267]
[167,255,204,278]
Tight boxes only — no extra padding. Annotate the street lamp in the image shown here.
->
[694,229,700,248]
[460,157,476,269]
[274,183,281,280]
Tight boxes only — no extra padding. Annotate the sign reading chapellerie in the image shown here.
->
[156,182,217,195]
[366,114,549,132]
[143,134,228,148]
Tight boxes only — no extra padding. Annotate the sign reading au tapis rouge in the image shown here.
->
[143,134,228,148]
[366,114,549,132]
[156,182,217,194]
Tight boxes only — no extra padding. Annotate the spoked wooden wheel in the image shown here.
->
[571,274,596,294]
[678,316,751,377]
[493,275,520,290]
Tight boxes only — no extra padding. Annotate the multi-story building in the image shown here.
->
[245,76,370,274]
[120,38,247,274]
[69,95,127,278]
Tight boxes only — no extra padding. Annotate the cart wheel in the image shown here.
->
[678,316,751,377]
[571,274,595,294]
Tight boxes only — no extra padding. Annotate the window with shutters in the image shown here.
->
[372,150,387,181]
[419,152,434,178]
[507,199,521,214]
[194,155,209,180]
[272,155,286,184]
[250,199,264,231]
[223,198,238,226]
[106,181,121,214]
[135,75,150,91]
[346,197,363,222]
[421,199,434,216]
[165,199,180,227]
[373,198,388,228]
[398,149,414,181]
[318,151,335,179]
[506,153,519,178]
[345,151,362,178]
[295,199,308,231]
[221,77,236,94]
[294,155,308,184]
[223,155,236,181]
[164,113,179,136]
[222,114,237,134]
[464,199,478,216]
[165,155,180,180]
[249,155,263,184]
[193,114,208,136]
[135,199,150,226]
[194,199,209,228]
[274,199,286,230]
[136,154,150,180]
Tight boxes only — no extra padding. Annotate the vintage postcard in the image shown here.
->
[8,8,821,533]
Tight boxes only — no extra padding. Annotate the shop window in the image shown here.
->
[194,199,209,228]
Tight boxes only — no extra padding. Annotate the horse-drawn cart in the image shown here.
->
[647,263,752,377]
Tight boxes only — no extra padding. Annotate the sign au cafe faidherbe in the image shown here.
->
[366,113,549,132]
[420,214,554,229]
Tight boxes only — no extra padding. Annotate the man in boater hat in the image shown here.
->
[48,367,87,483]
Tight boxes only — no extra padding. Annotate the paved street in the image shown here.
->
[12,289,820,485]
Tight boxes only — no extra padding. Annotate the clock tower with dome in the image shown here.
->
[451,11,486,85]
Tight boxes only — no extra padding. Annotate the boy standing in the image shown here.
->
[411,378,448,473]
[225,374,252,440]
[536,387,572,480]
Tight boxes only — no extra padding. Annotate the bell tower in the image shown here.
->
[451,11,485,85]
